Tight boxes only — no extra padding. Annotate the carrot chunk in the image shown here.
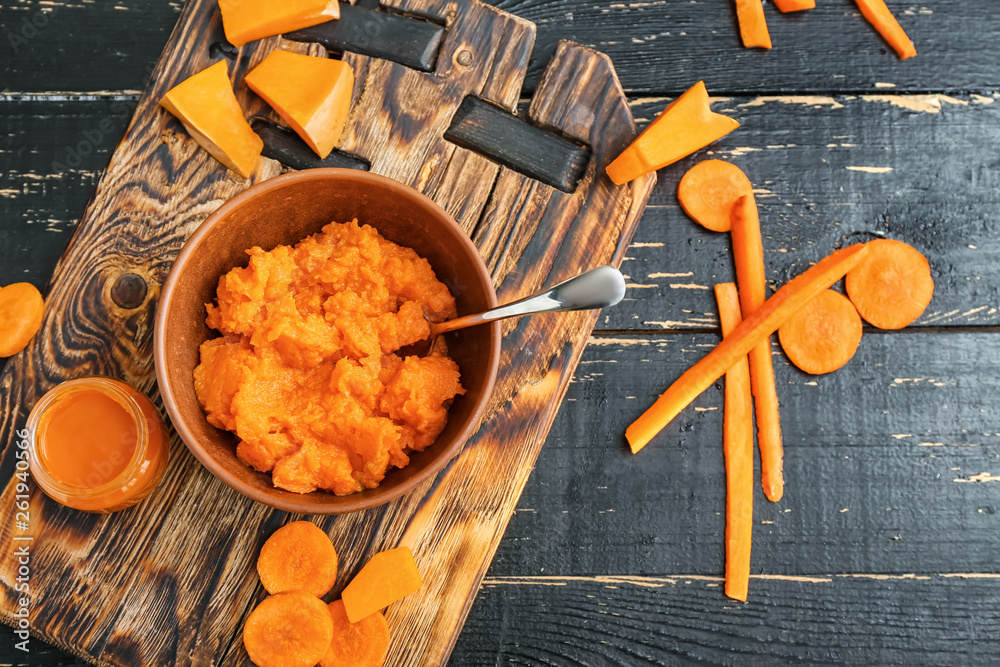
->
[854,0,917,60]
[257,521,338,597]
[605,81,740,185]
[0,283,44,358]
[677,160,754,233]
[845,238,933,329]
[160,61,263,178]
[626,243,870,453]
[218,0,340,47]
[341,547,422,624]
[730,194,783,502]
[243,591,334,667]
[320,599,391,667]
[245,50,354,159]
[735,0,772,49]
[772,0,815,12]
[779,290,863,374]
[714,283,753,602]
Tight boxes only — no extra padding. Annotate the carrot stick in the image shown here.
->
[626,243,870,453]
[677,160,754,233]
[730,194,783,502]
[735,0,772,49]
[714,283,753,602]
[341,546,422,624]
[855,0,917,59]
[845,238,933,329]
[778,290,863,374]
[772,0,815,11]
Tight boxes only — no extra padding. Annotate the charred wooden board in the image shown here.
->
[5,1,1000,96]
[0,1,653,666]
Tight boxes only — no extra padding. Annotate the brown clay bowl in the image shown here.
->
[154,169,500,514]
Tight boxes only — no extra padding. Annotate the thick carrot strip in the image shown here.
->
[677,160,753,233]
[626,243,870,453]
[735,0,772,49]
[341,547,422,624]
[243,591,334,667]
[714,283,753,602]
[779,290,863,374]
[772,0,815,12]
[0,283,44,358]
[730,194,783,502]
[257,520,338,597]
[855,0,917,59]
[606,81,740,185]
[845,238,933,329]
[320,599,391,667]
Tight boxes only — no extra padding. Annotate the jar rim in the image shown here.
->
[26,377,150,499]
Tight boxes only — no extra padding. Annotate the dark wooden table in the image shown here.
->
[2,1,998,665]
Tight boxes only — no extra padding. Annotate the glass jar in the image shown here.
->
[26,377,169,513]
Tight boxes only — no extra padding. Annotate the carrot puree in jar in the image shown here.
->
[193,219,465,496]
[27,377,169,513]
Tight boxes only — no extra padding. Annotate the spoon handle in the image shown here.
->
[432,266,626,336]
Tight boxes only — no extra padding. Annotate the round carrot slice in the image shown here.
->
[778,290,862,374]
[845,239,934,329]
[677,159,754,232]
[243,591,334,667]
[0,283,44,358]
[257,521,338,597]
[320,599,391,667]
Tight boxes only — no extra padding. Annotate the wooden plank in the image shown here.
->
[5,0,1000,96]
[454,574,1000,664]
[602,93,1000,331]
[492,331,1000,575]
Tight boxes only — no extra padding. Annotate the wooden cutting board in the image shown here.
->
[0,0,654,664]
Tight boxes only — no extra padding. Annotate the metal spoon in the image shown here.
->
[422,265,626,344]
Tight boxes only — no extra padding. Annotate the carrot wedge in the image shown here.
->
[606,81,740,185]
[855,0,917,60]
[730,195,783,502]
[626,243,870,453]
[772,0,815,12]
[714,283,753,602]
[735,0,772,49]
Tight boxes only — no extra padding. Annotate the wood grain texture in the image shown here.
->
[601,93,1000,331]
[454,574,1000,665]
[0,2,654,666]
[5,1,1000,96]
[492,331,1000,575]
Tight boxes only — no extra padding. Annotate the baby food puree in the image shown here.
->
[194,220,465,495]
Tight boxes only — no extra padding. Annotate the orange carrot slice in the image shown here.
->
[626,243,871,453]
[320,599,391,667]
[735,0,772,49]
[714,283,753,602]
[779,290,863,374]
[677,160,754,233]
[257,521,338,597]
[218,0,340,47]
[243,591,334,667]
[845,238,933,329]
[730,194,783,502]
[772,0,815,11]
[0,283,44,358]
[855,0,916,59]
[341,547,422,624]
[160,61,263,178]
[245,50,354,159]
[606,81,740,185]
